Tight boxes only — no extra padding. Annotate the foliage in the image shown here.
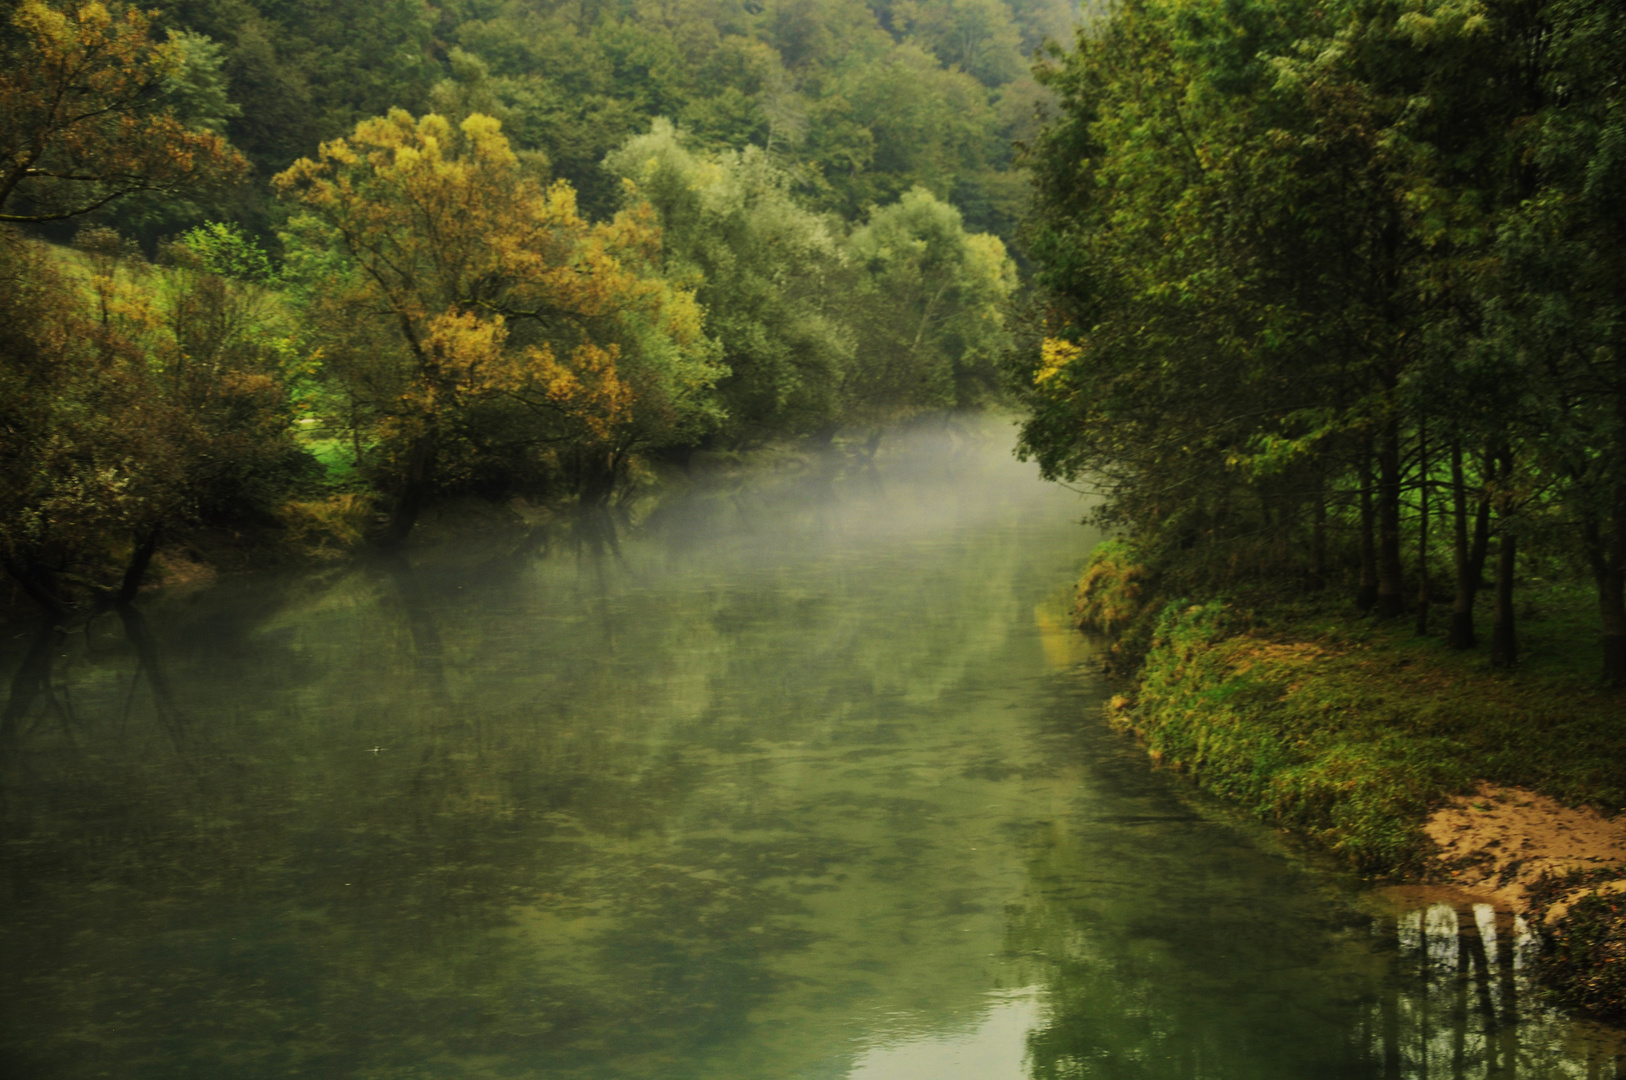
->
[844,186,1016,425]
[126,0,1064,236]
[276,491,375,558]
[0,227,312,610]
[1533,881,1626,1021]
[606,120,855,444]
[276,110,722,536]
[1121,592,1626,873]
[0,0,246,222]
[1017,0,1626,683]
[0,0,1071,594]
[1071,538,1149,636]
[178,220,276,282]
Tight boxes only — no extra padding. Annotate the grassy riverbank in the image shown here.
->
[1082,554,1626,1019]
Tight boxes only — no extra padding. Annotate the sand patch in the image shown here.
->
[1425,782,1626,911]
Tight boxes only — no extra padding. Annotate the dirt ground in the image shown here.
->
[1424,782,1626,921]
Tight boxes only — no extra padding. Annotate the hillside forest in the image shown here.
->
[4,0,1626,694]
[1,0,1067,609]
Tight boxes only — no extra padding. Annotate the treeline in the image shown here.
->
[0,0,1066,608]
[102,0,1080,239]
[1015,0,1626,684]
[2,0,1056,613]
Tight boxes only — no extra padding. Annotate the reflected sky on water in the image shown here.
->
[1,417,1621,1078]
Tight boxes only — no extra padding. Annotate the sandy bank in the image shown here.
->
[1424,782,1626,915]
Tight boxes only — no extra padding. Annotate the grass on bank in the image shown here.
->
[1104,582,1626,875]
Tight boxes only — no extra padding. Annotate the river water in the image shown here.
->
[1,420,1622,1079]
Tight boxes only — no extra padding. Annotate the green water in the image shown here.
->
[2,423,1621,1079]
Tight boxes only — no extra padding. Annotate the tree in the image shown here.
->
[896,0,1026,87]
[605,119,855,444]
[0,226,309,612]
[1016,0,1360,579]
[276,109,721,540]
[845,186,1015,428]
[0,0,244,222]
[1489,0,1626,683]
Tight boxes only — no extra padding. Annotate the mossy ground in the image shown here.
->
[1089,561,1626,1018]
[1116,590,1625,874]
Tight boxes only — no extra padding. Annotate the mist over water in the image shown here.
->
[1,416,1621,1079]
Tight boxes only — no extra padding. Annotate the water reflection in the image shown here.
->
[0,419,1621,1079]
[848,988,1041,1079]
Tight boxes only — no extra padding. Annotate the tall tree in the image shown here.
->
[845,186,1015,427]
[605,120,855,444]
[276,110,721,539]
[0,0,245,222]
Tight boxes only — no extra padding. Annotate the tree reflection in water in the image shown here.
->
[1018,872,1625,1079]
[2,422,1623,1080]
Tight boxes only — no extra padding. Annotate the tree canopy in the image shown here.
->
[1015,0,1626,683]
[0,0,245,222]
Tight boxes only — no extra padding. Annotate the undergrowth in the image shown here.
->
[1086,567,1626,876]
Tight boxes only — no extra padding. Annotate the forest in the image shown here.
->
[1,0,1066,610]
[1015,0,1626,687]
[6,0,1626,1053]
[3,0,1625,683]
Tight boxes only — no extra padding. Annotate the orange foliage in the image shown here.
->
[0,2,246,222]
[275,110,716,509]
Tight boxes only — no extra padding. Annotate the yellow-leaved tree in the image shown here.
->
[275,110,722,542]
[0,1,246,221]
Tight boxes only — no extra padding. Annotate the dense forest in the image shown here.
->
[1015,0,1626,686]
[5,0,1626,695]
[1,0,1071,610]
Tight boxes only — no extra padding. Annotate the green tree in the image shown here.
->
[845,186,1015,427]
[1487,0,1626,683]
[896,0,1025,86]
[606,119,855,444]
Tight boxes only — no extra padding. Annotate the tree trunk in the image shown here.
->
[1310,470,1327,590]
[1490,527,1517,668]
[1582,512,1626,688]
[1488,444,1518,668]
[1449,442,1493,650]
[1598,565,1626,688]
[1449,437,1474,648]
[1358,448,1378,612]
[115,528,161,606]
[1596,356,1626,686]
[381,431,438,547]
[1415,420,1429,636]
[1377,415,1405,619]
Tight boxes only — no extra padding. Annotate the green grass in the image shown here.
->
[302,433,361,483]
[1115,588,1626,875]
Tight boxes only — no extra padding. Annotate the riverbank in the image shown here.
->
[1081,562,1626,1021]
[0,428,933,626]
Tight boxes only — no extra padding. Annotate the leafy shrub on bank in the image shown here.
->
[1539,891,1626,1021]
[1120,601,1471,873]
[279,493,376,558]
[1073,539,1159,672]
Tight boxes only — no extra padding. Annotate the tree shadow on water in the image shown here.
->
[1,622,63,750]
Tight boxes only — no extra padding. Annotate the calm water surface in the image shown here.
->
[2,422,1622,1078]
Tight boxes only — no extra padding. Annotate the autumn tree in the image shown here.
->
[0,226,308,612]
[276,109,721,542]
[0,0,245,222]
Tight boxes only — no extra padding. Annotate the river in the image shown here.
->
[1,418,1621,1078]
